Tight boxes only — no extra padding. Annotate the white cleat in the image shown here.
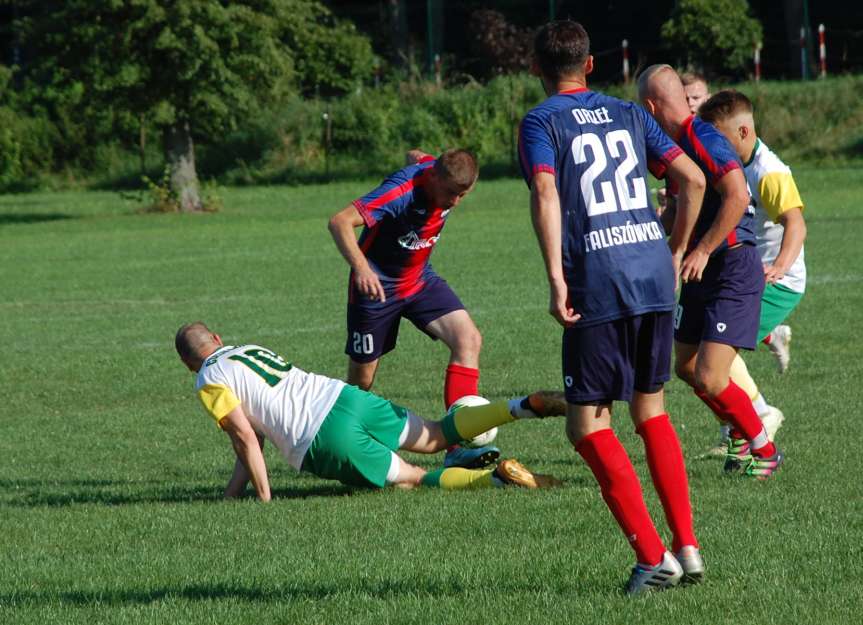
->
[674,545,705,584]
[760,405,785,442]
[767,325,792,374]
[624,551,683,596]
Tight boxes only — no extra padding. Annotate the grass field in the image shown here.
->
[2,167,862,624]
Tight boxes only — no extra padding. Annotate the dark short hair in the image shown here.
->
[533,21,590,82]
[698,89,753,124]
[434,149,479,190]
[175,321,211,363]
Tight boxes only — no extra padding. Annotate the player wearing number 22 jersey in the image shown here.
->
[519,21,708,594]
[520,89,683,330]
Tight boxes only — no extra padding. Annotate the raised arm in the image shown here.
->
[219,406,271,502]
[327,204,386,302]
[530,172,580,327]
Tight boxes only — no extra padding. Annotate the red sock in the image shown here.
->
[637,414,698,552]
[712,382,775,457]
[576,429,666,565]
[444,364,479,409]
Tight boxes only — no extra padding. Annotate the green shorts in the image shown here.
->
[300,385,409,488]
[758,283,803,342]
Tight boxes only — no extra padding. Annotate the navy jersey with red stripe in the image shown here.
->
[352,158,449,300]
[674,115,755,253]
[519,89,682,326]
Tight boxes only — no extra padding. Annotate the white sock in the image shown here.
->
[752,393,769,417]
[508,397,536,419]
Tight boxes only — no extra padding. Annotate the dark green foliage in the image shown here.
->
[2,69,863,191]
[4,1,374,195]
[661,0,764,78]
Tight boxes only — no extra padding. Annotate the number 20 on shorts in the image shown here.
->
[352,332,374,355]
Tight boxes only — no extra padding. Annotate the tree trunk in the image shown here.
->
[164,120,202,212]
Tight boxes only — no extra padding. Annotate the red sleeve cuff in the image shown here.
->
[530,164,556,181]
[352,200,377,227]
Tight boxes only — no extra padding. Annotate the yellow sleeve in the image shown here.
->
[757,172,804,223]
[197,383,240,428]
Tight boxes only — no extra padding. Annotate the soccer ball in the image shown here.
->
[448,394,498,448]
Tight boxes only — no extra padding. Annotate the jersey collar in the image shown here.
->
[558,87,589,95]
[676,115,695,143]
[744,138,761,167]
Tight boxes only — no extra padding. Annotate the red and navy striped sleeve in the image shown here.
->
[352,169,418,227]
[518,111,556,186]
[684,117,741,186]
[638,106,684,180]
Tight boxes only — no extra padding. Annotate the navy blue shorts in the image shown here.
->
[345,275,465,363]
[674,244,765,350]
[562,311,673,405]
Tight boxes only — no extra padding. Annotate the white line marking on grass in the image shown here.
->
[808,274,863,284]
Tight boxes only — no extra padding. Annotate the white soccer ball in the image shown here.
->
[448,394,498,448]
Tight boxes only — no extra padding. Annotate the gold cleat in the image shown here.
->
[525,390,568,417]
[494,459,563,489]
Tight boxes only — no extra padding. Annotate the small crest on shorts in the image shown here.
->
[716,322,727,333]
[564,376,573,387]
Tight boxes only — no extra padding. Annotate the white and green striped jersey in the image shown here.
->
[195,344,345,470]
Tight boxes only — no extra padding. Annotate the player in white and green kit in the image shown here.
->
[699,90,808,454]
[175,322,564,499]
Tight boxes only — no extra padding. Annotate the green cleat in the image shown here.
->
[723,437,752,474]
[744,448,784,480]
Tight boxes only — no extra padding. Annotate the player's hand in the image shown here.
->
[354,268,386,302]
[405,149,430,165]
[549,281,580,327]
[763,263,785,284]
[680,248,709,283]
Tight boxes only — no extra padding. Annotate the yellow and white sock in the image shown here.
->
[440,401,515,445]
[421,468,501,489]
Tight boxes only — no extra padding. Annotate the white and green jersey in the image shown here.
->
[195,345,345,470]
[745,139,806,293]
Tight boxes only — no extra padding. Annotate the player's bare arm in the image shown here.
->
[765,207,806,283]
[665,153,707,285]
[223,431,265,498]
[328,204,386,302]
[686,168,750,278]
[530,172,580,327]
[219,406,272,502]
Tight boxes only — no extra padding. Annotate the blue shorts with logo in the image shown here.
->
[562,311,673,405]
[674,244,765,350]
[345,274,464,363]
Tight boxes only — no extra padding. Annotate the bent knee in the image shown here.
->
[452,327,482,358]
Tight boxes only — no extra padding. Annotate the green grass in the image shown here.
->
[1,168,862,624]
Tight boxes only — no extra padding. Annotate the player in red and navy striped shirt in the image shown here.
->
[638,64,783,480]
[328,149,497,469]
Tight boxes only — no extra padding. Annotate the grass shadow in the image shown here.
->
[0,575,587,607]
[0,213,74,226]
[0,478,356,508]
